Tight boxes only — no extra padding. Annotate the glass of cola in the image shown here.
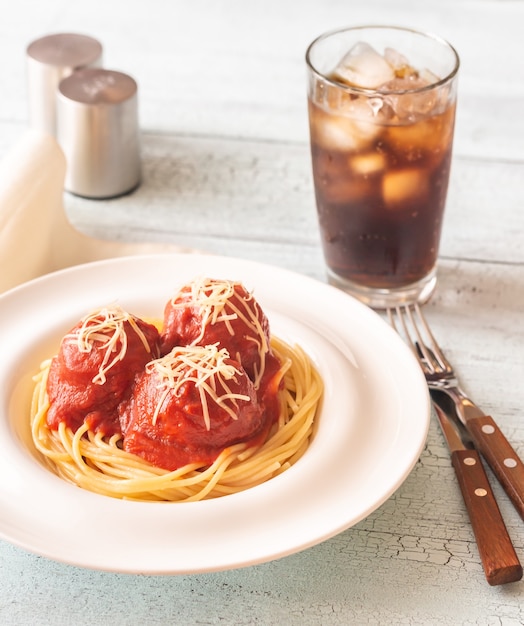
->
[306,26,459,308]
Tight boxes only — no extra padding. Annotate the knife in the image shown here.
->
[432,401,523,586]
[429,385,524,522]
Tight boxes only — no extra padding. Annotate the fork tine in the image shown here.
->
[387,303,454,379]
[403,304,436,368]
[387,304,439,376]
[387,305,423,359]
[410,304,450,370]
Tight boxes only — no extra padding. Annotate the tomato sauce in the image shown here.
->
[121,353,275,471]
[46,313,160,436]
[45,281,284,471]
[160,280,270,384]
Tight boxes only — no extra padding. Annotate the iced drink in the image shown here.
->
[306,27,459,307]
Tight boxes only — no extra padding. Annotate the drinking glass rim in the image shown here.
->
[305,25,460,96]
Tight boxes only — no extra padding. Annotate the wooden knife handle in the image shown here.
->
[466,415,524,522]
[451,448,522,586]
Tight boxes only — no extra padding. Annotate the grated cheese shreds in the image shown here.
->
[64,305,154,385]
[147,344,251,430]
[168,278,269,388]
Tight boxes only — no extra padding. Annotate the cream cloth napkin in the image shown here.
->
[0,129,191,294]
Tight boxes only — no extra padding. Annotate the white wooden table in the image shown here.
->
[1,1,523,623]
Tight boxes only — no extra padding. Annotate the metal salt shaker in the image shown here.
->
[57,68,141,199]
[26,33,103,136]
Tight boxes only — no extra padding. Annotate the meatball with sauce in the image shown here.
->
[120,344,269,471]
[46,306,160,436]
[160,278,272,388]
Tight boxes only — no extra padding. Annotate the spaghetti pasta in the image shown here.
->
[30,336,323,502]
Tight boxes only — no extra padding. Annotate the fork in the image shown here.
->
[387,303,524,521]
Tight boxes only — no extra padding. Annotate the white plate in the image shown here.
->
[0,253,430,574]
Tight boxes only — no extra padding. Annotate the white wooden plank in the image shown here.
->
[63,132,524,264]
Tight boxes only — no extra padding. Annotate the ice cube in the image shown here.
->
[384,47,419,79]
[350,152,386,176]
[309,100,380,152]
[311,114,370,151]
[381,76,440,119]
[382,169,429,210]
[419,68,441,85]
[386,113,451,159]
[334,42,395,89]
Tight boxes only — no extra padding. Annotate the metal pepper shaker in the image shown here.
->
[26,33,103,136]
[56,68,141,198]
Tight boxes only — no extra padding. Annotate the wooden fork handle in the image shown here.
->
[451,448,523,585]
[465,415,524,522]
